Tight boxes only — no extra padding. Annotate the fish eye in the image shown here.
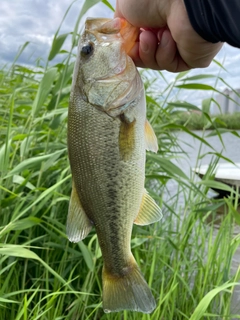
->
[81,43,94,57]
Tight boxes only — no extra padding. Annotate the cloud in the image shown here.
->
[0,0,115,66]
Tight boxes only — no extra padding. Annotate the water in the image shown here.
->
[167,130,240,316]
[174,130,240,173]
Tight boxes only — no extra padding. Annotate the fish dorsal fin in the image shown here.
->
[145,120,158,153]
[66,181,93,243]
[134,190,162,225]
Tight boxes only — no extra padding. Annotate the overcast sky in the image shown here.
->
[1,0,240,106]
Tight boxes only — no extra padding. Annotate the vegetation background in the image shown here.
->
[0,1,240,319]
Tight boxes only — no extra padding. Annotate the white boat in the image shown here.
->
[193,163,240,187]
[193,162,240,197]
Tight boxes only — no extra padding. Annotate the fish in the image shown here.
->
[67,17,162,314]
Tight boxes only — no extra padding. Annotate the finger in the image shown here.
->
[126,30,159,68]
[128,29,192,72]
[156,29,190,72]
[138,30,159,69]
[127,42,145,68]
[114,1,123,18]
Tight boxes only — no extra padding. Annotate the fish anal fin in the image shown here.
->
[134,190,162,225]
[145,120,158,153]
[66,181,93,243]
[102,255,156,313]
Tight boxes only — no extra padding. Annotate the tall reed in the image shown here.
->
[0,1,239,319]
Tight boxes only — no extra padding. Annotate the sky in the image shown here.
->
[1,0,240,107]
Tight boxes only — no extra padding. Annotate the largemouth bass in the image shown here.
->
[67,17,162,314]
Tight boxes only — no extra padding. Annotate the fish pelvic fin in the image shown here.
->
[102,256,156,313]
[145,120,158,153]
[134,189,162,225]
[66,181,93,242]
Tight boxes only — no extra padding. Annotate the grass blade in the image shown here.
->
[189,282,239,320]
[101,0,115,11]
[32,68,58,116]
[48,33,69,61]
[6,149,66,177]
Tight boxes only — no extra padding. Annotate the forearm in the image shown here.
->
[184,0,240,48]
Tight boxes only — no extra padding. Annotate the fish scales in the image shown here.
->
[67,17,162,313]
[68,94,145,273]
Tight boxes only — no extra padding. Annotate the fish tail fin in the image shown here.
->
[102,256,156,313]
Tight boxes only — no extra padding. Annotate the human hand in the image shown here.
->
[115,0,223,72]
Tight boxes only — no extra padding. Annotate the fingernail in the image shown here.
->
[140,34,149,53]
[157,30,163,42]
[160,30,169,47]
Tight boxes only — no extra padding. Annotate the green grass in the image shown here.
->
[1,1,240,319]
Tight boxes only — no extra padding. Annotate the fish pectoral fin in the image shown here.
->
[134,190,162,225]
[119,113,136,161]
[145,120,158,153]
[66,181,93,243]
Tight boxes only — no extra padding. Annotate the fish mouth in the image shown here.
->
[85,17,139,54]
[96,18,139,54]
